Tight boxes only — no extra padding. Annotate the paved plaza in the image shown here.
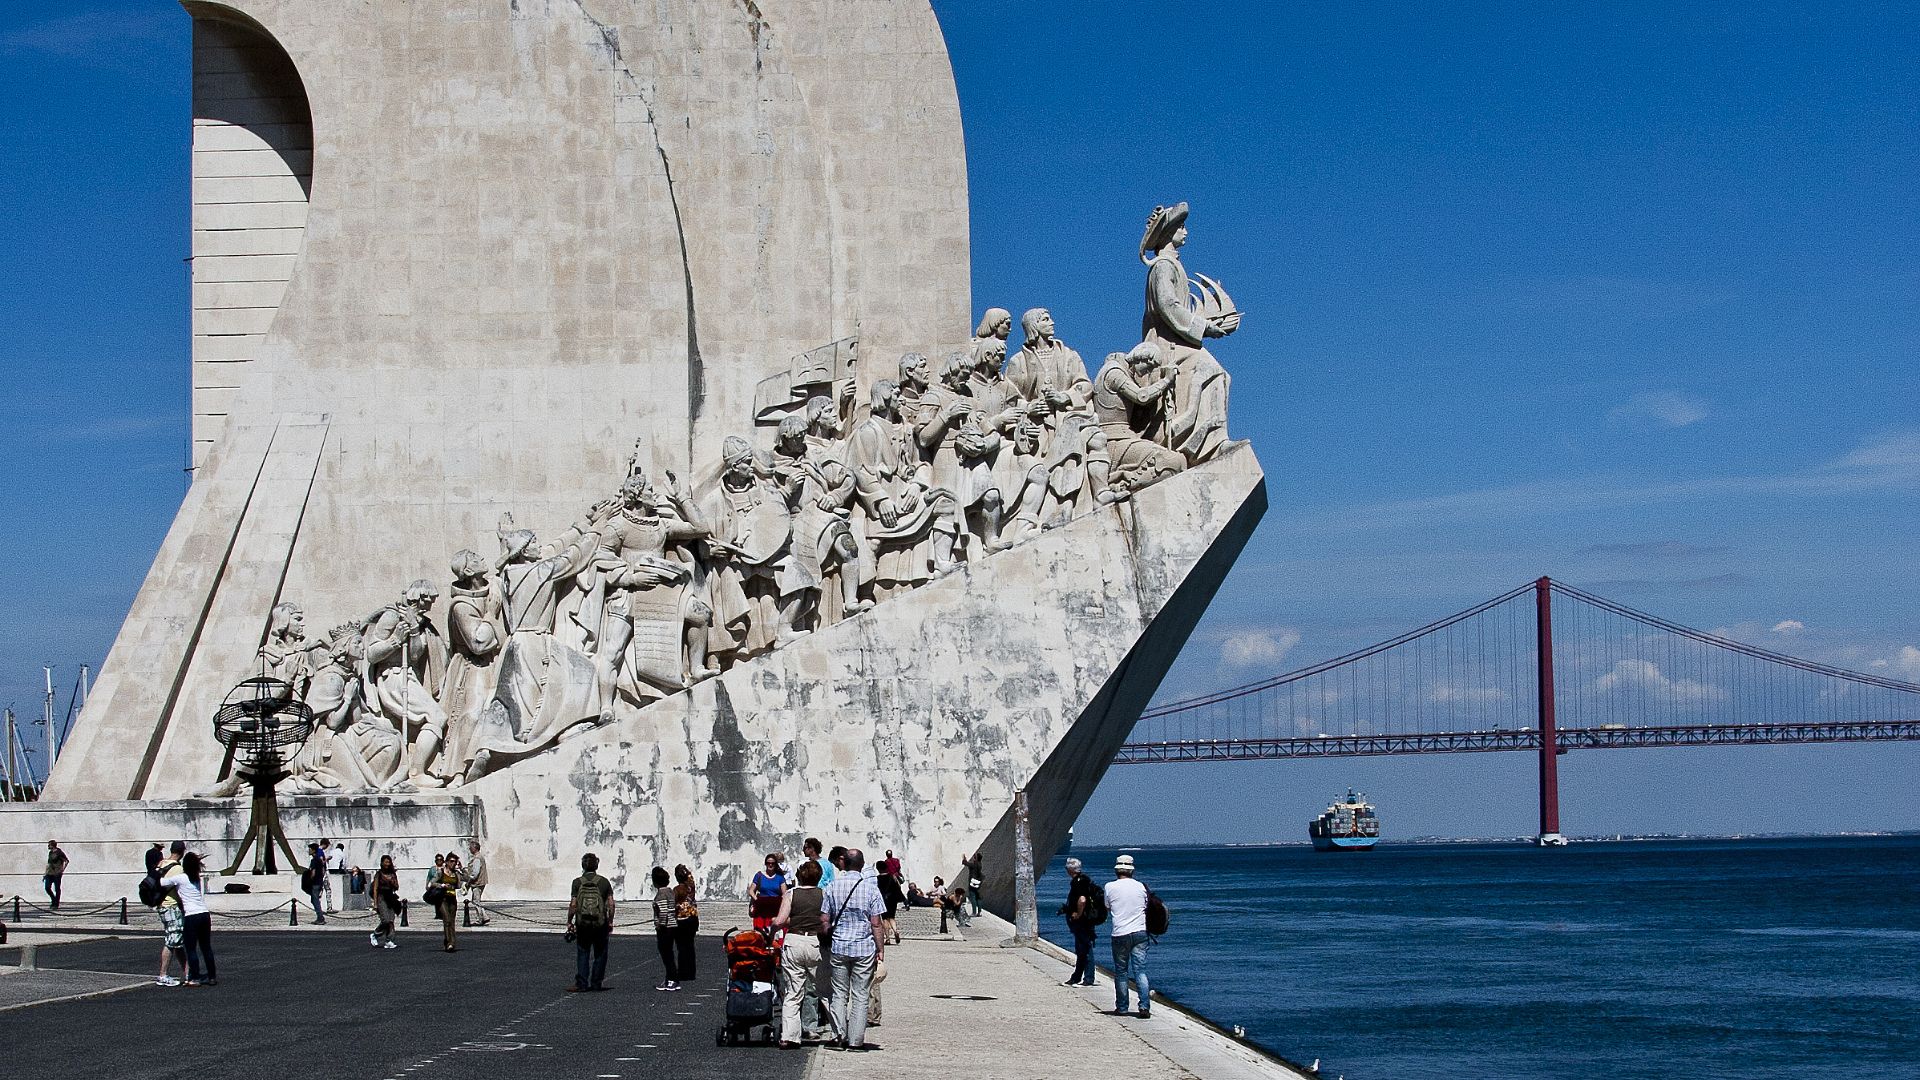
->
[3,930,800,1080]
[1,907,1310,1080]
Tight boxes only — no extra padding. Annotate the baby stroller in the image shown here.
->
[716,926,781,1046]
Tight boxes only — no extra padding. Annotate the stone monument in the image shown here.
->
[12,0,1265,909]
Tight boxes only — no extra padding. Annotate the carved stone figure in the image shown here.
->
[771,413,871,631]
[258,602,321,691]
[360,580,450,787]
[575,471,715,713]
[1093,344,1186,491]
[440,549,502,776]
[1003,308,1119,528]
[290,625,399,793]
[461,516,602,781]
[703,435,795,664]
[918,352,1010,557]
[974,306,1012,350]
[849,375,956,596]
[1140,201,1238,464]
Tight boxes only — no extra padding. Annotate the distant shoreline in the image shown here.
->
[1067,831,1920,851]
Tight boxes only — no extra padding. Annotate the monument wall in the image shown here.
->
[48,0,971,802]
[30,1,1266,912]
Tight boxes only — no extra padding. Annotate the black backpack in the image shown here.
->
[138,862,176,908]
[137,870,165,908]
[1145,887,1169,936]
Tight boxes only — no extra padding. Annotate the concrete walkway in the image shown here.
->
[807,909,1312,1080]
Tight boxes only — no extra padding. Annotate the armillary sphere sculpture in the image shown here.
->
[212,676,316,875]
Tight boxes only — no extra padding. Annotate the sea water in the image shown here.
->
[1040,836,1920,1080]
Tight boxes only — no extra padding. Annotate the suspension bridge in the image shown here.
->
[1117,578,1920,842]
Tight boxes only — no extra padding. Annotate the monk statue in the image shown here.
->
[440,549,502,779]
[1139,201,1238,464]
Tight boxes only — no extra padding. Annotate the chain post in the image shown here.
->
[120,897,129,925]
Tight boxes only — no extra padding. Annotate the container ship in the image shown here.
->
[1309,789,1380,851]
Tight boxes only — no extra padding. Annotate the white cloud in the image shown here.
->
[1770,620,1805,634]
[1889,646,1920,680]
[1608,391,1709,428]
[1284,430,1920,536]
[1591,658,1727,704]
[1219,627,1301,669]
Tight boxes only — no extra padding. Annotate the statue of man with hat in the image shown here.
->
[1140,201,1241,465]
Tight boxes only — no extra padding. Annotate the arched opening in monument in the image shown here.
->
[183,3,314,470]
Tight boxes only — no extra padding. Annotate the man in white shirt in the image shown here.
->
[1103,854,1152,1018]
[324,839,346,912]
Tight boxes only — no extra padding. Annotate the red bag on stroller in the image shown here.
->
[723,925,778,983]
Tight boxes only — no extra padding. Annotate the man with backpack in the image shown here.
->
[1104,853,1156,1018]
[142,843,186,987]
[1059,856,1104,987]
[566,852,615,992]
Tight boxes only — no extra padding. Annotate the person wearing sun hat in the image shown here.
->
[1104,853,1153,1017]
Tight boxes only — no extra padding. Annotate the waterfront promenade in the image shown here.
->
[1,898,1309,1080]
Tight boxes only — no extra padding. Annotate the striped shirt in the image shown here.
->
[821,871,885,958]
[652,886,679,929]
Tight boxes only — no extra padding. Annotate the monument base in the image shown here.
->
[0,796,478,904]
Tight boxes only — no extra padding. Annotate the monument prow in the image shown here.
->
[29,1,1267,907]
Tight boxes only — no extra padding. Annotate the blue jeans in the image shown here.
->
[1111,931,1150,1011]
[828,951,878,1047]
[1068,920,1097,984]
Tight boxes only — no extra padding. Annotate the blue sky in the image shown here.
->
[2,2,1915,839]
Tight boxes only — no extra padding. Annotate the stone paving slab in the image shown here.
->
[0,968,150,1012]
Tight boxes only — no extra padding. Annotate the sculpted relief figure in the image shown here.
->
[574,470,716,716]
[461,516,602,781]
[918,352,1012,558]
[1093,343,1187,490]
[771,412,871,631]
[703,435,797,665]
[1003,308,1120,527]
[361,580,450,788]
[441,549,502,776]
[258,602,324,691]
[1140,201,1239,464]
[850,369,956,596]
[291,625,401,793]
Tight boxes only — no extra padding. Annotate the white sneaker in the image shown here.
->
[369,933,380,947]
[156,976,181,987]
[383,941,398,949]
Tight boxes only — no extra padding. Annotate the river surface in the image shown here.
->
[1039,835,1920,1080]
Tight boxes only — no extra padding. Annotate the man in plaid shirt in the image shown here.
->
[821,847,888,1051]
